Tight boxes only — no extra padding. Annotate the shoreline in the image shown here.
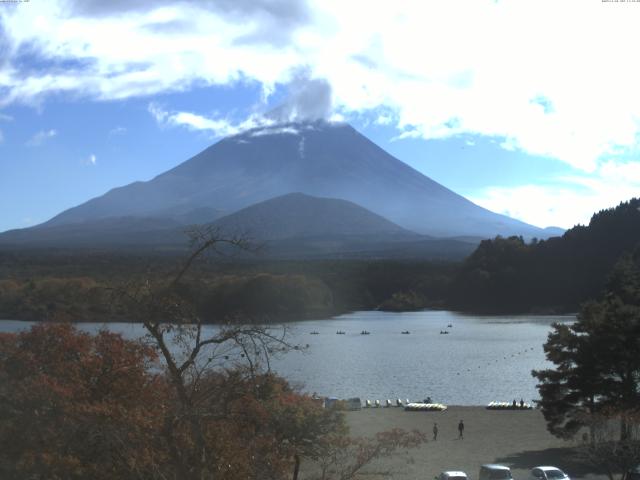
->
[0,308,577,325]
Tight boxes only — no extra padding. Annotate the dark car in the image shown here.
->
[628,465,640,480]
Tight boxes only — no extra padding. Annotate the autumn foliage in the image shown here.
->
[0,323,165,479]
[0,323,422,480]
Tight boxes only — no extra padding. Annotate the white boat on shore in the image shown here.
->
[404,402,447,412]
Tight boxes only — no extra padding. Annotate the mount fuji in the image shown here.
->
[0,121,561,253]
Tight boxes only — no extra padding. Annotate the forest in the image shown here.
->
[0,249,454,323]
[449,198,640,313]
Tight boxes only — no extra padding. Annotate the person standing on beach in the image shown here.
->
[433,422,438,440]
[458,420,464,439]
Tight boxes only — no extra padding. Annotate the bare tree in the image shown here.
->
[111,226,428,480]
[309,428,427,480]
[113,226,297,479]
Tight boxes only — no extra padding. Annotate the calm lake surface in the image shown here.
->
[0,310,574,405]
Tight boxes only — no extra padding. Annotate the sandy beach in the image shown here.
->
[302,406,608,480]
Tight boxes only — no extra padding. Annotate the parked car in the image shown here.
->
[628,465,640,480]
[531,466,570,480]
[479,465,513,480]
[437,471,468,480]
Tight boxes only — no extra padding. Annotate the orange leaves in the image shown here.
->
[0,323,165,479]
[2,322,417,480]
[0,323,350,479]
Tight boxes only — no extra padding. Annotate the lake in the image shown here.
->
[0,310,574,406]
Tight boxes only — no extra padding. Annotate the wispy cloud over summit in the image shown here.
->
[147,102,266,137]
[147,73,335,138]
[265,74,333,123]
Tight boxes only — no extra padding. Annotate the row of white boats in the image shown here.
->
[350,399,533,410]
[363,398,448,411]
[486,401,533,410]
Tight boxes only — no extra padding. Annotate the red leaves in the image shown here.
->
[0,323,165,479]
[0,323,423,480]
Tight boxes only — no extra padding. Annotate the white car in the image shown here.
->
[531,466,570,480]
[479,464,513,480]
[437,471,468,480]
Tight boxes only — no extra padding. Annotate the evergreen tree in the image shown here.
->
[533,252,640,440]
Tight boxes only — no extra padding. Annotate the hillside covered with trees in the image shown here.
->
[448,199,640,313]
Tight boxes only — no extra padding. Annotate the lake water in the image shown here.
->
[0,310,574,406]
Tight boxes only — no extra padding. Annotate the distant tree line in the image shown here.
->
[0,258,454,323]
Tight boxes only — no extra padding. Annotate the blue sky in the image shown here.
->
[1,0,640,233]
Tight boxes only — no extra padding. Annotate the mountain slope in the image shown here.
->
[207,192,479,259]
[38,121,554,239]
[0,216,186,248]
[211,192,414,240]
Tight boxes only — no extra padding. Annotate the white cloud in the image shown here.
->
[108,126,126,136]
[86,153,97,165]
[0,0,639,175]
[249,126,295,136]
[148,102,269,137]
[26,129,57,146]
[148,100,334,138]
[471,159,640,229]
[0,113,12,122]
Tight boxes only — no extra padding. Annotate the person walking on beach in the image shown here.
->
[433,422,438,441]
[458,420,464,439]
